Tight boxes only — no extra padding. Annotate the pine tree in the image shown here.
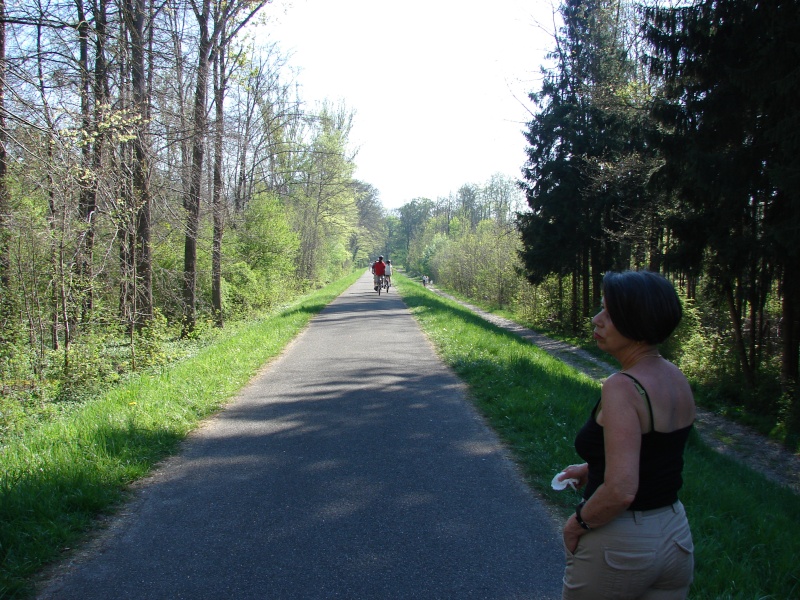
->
[644,0,800,396]
[519,0,650,330]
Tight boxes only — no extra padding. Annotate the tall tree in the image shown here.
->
[291,103,358,282]
[348,181,384,264]
[124,0,153,327]
[519,0,652,331]
[644,0,800,393]
[397,198,433,254]
[87,0,110,320]
[211,37,226,327]
[0,0,8,309]
[182,0,267,335]
[210,21,248,326]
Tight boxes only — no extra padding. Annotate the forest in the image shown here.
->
[386,0,800,448]
[0,0,388,432]
[1,0,799,449]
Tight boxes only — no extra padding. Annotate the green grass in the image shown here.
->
[393,273,800,600]
[0,271,361,599]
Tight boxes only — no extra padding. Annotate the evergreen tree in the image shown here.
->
[644,0,800,396]
[519,0,649,330]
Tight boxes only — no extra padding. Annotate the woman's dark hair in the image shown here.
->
[602,270,682,344]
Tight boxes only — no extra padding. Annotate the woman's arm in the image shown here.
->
[563,376,642,551]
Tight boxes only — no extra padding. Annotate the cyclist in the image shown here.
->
[372,256,386,291]
[385,260,393,288]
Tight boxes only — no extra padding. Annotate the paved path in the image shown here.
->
[38,272,564,599]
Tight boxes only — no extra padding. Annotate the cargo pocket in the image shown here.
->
[662,529,695,589]
[674,529,694,555]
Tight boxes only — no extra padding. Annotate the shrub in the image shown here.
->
[45,327,123,402]
[132,309,174,370]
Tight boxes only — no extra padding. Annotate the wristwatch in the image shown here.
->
[575,500,592,530]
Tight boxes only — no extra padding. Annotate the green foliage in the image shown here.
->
[349,181,386,265]
[514,274,572,333]
[151,226,188,323]
[642,0,800,429]
[222,192,302,316]
[132,309,175,371]
[397,198,434,255]
[383,214,406,266]
[222,262,270,317]
[0,393,26,441]
[425,220,523,309]
[46,327,124,403]
[411,232,449,280]
[0,317,34,404]
[321,238,352,281]
[235,192,298,277]
[662,297,702,366]
[285,103,360,284]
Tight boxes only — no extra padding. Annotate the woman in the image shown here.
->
[557,270,695,599]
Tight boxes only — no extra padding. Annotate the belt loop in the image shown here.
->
[672,501,679,514]
[632,510,643,524]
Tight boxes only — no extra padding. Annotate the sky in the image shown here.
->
[260,0,559,210]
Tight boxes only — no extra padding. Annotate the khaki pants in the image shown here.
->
[563,501,694,599]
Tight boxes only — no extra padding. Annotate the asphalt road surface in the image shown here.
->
[38,272,564,599]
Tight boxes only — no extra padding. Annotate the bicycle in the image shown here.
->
[383,277,390,293]
[376,275,385,295]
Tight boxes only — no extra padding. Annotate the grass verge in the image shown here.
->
[394,273,800,600]
[0,271,361,599]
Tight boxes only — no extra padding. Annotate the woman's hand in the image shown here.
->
[558,463,589,489]
[563,515,584,554]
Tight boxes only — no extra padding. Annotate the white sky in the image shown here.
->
[260,0,559,210]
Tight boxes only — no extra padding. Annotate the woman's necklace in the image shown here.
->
[620,352,661,373]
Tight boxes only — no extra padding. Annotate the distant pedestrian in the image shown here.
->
[422,275,428,287]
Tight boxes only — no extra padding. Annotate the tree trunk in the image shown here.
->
[76,0,94,322]
[570,268,579,333]
[211,44,226,327]
[0,0,8,303]
[182,0,213,337]
[35,25,61,350]
[581,246,590,321]
[90,0,110,319]
[781,264,800,443]
[782,265,800,385]
[125,0,152,327]
[723,278,755,389]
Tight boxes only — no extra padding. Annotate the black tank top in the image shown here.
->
[574,373,693,511]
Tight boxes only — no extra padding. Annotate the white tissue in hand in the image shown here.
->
[551,472,578,491]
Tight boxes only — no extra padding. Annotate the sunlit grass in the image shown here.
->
[0,271,361,599]
[394,273,800,600]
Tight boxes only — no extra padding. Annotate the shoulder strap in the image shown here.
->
[617,372,655,432]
